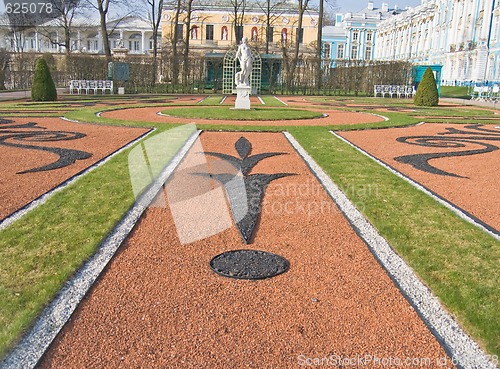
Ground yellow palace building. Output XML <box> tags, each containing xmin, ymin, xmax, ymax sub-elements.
<box><xmin>161</xmin><ymin>0</ymin><xmax>320</xmax><ymax>52</ymax></box>
<box><xmin>160</xmin><ymin>0</ymin><xmax>319</xmax><ymax>92</ymax></box>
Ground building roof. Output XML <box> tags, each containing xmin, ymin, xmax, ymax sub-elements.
<box><xmin>340</xmin><ymin>1</ymin><xmax>405</xmax><ymax>23</ymax></box>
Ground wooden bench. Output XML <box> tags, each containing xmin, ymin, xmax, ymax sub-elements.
<box><xmin>69</xmin><ymin>80</ymin><xmax>113</xmax><ymax>94</ymax></box>
<box><xmin>374</xmin><ymin>85</ymin><xmax>415</xmax><ymax>98</ymax></box>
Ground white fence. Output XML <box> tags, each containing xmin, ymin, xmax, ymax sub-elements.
<box><xmin>374</xmin><ymin>85</ymin><xmax>416</xmax><ymax>98</ymax></box>
<box><xmin>470</xmin><ymin>84</ymin><xmax>500</xmax><ymax>101</ymax></box>
<box><xmin>69</xmin><ymin>80</ymin><xmax>113</xmax><ymax>94</ymax></box>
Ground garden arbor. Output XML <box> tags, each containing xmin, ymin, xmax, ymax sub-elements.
<box><xmin>223</xmin><ymin>46</ymin><xmax>262</xmax><ymax>95</ymax></box>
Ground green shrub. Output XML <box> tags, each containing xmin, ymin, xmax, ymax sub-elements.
<box><xmin>414</xmin><ymin>67</ymin><xmax>439</xmax><ymax>106</ymax></box>
<box><xmin>31</xmin><ymin>58</ymin><xmax>57</xmax><ymax>101</ymax></box>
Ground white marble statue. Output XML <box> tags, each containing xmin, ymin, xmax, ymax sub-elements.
<box><xmin>235</xmin><ymin>37</ymin><xmax>253</xmax><ymax>87</ymax></box>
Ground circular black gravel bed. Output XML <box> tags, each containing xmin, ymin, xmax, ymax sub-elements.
<box><xmin>210</xmin><ymin>250</ymin><xmax>290</xmax><ymax>280</ymax></box>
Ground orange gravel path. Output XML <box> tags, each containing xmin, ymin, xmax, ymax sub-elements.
<box><xmin>38</xmin><ymin>132</ymin><xmax>453</xmax><ymax>369</ymax></box>
<box><xmin>0</xmin><ymin>117</ymin><xmax>149</xmax><ymax>221</ymax></box>
<box><xmin>337</xmin><ymin>123</ymin><xmax>500</xmax><ymax>232</ymax></box>
<box><xmin>101</xmin><ymin>106</ymin><xmax>384</xmax><ymax>126</ymax></box>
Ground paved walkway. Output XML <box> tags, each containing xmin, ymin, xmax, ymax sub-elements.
<box><xmin>0</xmin><ymin>88</ymin><xmax>67</xmax><ymax>101</ymax></box>
<box><xmin>441</xmin><ymin>97</ymin><xmax>500</xmax><ymax>109</ymax></box>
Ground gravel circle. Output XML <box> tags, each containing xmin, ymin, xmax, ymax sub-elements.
<box><xmin>210</xmin><ymin>249</ymin><xmax>290</xmax><ymax>280</ymax></box>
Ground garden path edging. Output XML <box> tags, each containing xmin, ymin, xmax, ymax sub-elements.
<box><xmin>0</xmin><ymin>130</ymin><xmax>201</xmax><ymax>369</ymax></box>
<box><xmin>284</xmin><ymin>131</ymin><xmax>498</xmax><ymax>369</ymax></box>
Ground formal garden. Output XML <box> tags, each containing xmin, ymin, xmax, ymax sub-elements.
<box><xmin>0</xmin><ymin>61</ymin><xmax>498</xmax><ymax>367</ymax></box>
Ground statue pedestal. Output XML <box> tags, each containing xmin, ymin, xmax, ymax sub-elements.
<box><xmin>235</xmin><ymin>85</ymin><xmax>251</xmax><ymax>110</ymax></box>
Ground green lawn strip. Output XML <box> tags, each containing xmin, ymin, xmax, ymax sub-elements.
<box><xmin>0</xmin><ymin>124</ymin><xmax>185</xmax><ymax>358</ymax></box>
<box><xmin>197</xmin><ymin>95</ymin><xmax>224</xmax><ymax>105</ymax></box>
<box><xmin>289</xmin><ymin>126</ymin><xmax>499</xmax><ymax>357</ymax></box>
<box><xmin>409</xmin><ymin>107</ymin><xmax>497</xmax><ymax>117</ymax></box>
<box><xmin>259</xmin><ymin>96</ymin><xmax>288</xmax><ymax>106</ymax></box>
<box><xmin>441</xmin><ymin>86</ymin><xmax>471</xmax><ymax>99</ymax></box>
<box><xmin>64</xmin><ymin>105</ymin><xmax>182</xmax><ymax>127</ymax></box>
<box><xmin>159</xmin><ymin>106</ymin><xmax>324</xmax><ymax>120</ymax></box>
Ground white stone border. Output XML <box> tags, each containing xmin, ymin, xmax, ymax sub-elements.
<box><xmin>283</xmin><ymin>131</ymin><xmax>498</xmax><ymax>369</ymax></box>
<box><xmin>257</xmin><ymin>96</ymin><xmax>265</xmax><ymax>105</ymax></box>
<box><xmin>273</xmin><ymin>95</ymin><xmax>288</xmax><ymax>106</ymax></box>
<box><xmin>369</xmin><ymin>112</ymin><xmax>389</xmax><ymax>121</ymax></box>
<box><xmin>0</xmin><ymin>130</ymin><xmax>201</xmax><ymax>369</ymax></box>
<box><xmin>330</xmin><ymin>130</ymin><xmax>499</xmax><ymax>241</ymax></box>
<box><xmin>0</xmin><ymin>121</ymin><xmax>155</xmax><ymax>231</ymax></box>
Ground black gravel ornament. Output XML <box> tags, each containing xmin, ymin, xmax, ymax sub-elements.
<box><xmin>210</xmin><ymin>250</ymin><xmax>290</xmax><ymax>280</ymax></box>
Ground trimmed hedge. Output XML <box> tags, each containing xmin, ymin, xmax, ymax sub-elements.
<box><xmin>31</xmin><ymin>58</ymin><xmax>57</xmax><ymax>101</ymax></box>
<box><xmin>414</xmin><ymin>67</ymin><xmax>439</xmax><ymax>106</ymax></box>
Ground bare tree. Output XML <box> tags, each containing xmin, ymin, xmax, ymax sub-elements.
<box><xmin>182</xmin><ymin>0</ymin><xmax>194</xmax><ymax>87</ymax></box>
<box><xmin>141</xmin><ymin>0</ymin><xmax>164</xmax><ymax>83</ymax></box>
<box><xmin>0</xmin><ymin>48</ymin><xmax>10</xmax><ymax>90</ymax></box>
<box><xmin>255</xmin><ymin>0</ymin><xmax>287</xmax><ymax>54</ymax></box>
<box><xmin>36</xmin><ymin>0</ymin><xmax>86</xmax><ymax>55</ymax></box>
<box><xmin>315</xmin><ymin>0</ymin><xmax>324</xmax><ymax>91</ymax></box>
<box><xmin>229</xmin><ymin>0</ymin><xmax>247</xmax><ymax>43</ymax></box>
<box><xmin>164</xmin><ymin>0</ymin><xmax>182</xmax><ymax>85</ymax></box>
<box><xmin>83</xmin><ymin>0</ymin><xmax>131</xmax><ymax>61</ymax></box>
<box><xmin>287</xmin><ymin>0</ymin><xmax>310</xmax><ymax>90</ymax></box>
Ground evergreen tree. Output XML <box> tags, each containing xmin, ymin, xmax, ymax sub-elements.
<box><xmin>414</xmin><ymin>67</ymin><xmax>439</xmax><ymax>106</ymax></box>
<box><xmin>31</xmin><ymin>58</ymin><xmax>57</xmax><ymax>101</ymax></box>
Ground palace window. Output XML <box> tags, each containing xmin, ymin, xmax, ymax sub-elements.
<box><xmin>267</xmin><ymin>26</ymin><xmax>274</xmax><ymax>43</ymax></box>
<box><xmin>350</xmin><ymin>45</ymin><xmax>358</xmax><ymax>59</ymax></box>
<box><xmin>337</xmin><ymin>44</ymin><xmax>344</xmax><ymax>59</ymax></box>
<box><xmin>364</xmin><ymin>46</ymin><xmax>372</xmax><ymax>60</ymax></box>
<box><xmin>353</xmin><ymin>30</ymin><xmax>359</xmax><ymax>41</ymax></box>
<box><xmin>206</xmin><ymin>24</ymin><xmax>214</xmax><ymax>41</ymax></box>
<box><xmin>236</xmin><ymin>26</ymin><xmax>243</xmax><ymax>42</ymax></box>
<box><xmin>297</xmin><ymin>28</ymin><xmax>304</xmax><ymax>43</ymax></box>
<box><xmin>366</xmin><ymin>32</ymin><xmax>373</xmax><ymax>41</ymax></box>
<box><xmin>323</xmin><ymin>43</ymin><xmax>331</xmax><ymax>59</ymax></box>
<box><xmin>176</xmin><ymin>23</ymin><xmax>183</xmax><ymax>41</ymax></box>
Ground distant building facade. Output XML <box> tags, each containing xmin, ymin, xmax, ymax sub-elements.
<box><xmin>0</xmin><ymin>15</ymin><xmax>157</xmax><ymax>55</ymax></box>
<box><xmin>322</xmin><ymin>1</ymin><xmax>405</xmax><ymax>64</ymax></box>
<box><xmin>375</xmin><ymin>0</ymin><xmax>500</xmax><ymax>84</ymax></box>
<box><xmin>160</xmin><ymin>0</ymin><xmax>319</xmax><ymax>53</ymax></box>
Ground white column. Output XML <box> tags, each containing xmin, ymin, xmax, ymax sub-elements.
<box><xmin>141</xmin><ymin>31</ymin><xmax>146</xmax><ymax>53</ymax></box>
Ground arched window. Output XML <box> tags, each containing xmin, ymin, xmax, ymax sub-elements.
<box><xmin>281</xmin><ymin>28</ymin><xmax>287</xmax><ymax>42</ymax></box>
<box><xmin>191</xmin><ymin>26</ymin><xmax>198</xmax><ymax>40</ymax></box>
<box><xmin>251</xmin><ymin>27</ymin><xmax>258</xmax><ymax>42</ymax></box>
<box><xmin>221</xmin><ymin>26</ymin><xmax>228</xmax><ymax>41</ymax></box>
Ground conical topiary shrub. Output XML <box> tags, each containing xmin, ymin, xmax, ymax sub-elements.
<box><xmin>414</xmin><ymin>67</ymin><xmax>439</xmax><ymax>106</ymax></box>
<box><xmin>31</xmin><ymin>58</ymin><xmax>57</xmax><ymax>101</ymax></box>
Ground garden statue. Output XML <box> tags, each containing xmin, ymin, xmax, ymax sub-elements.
<box><xmin>235</xmin><ymin>37</ymin><xmax>253</xmax><ymax>87</ymax></box>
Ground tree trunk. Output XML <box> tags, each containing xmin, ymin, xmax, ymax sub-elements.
<box><xmin>183</xmin><ymin>0</ymin><xmax>193</xmax><ymax>89</ymax></box>
<box><xmin>97</xmin><ymin>0</ymin><xmax>111</xmax><ymax>61</ymax></box>
<box><xmin>316</xmin><ymin>0</ymin><xmax>323</xmax><ymax>91</ymax></box>
<box><xmin>172</xmin><ymin>0</ymin><xmax>181</xmax><ymax>86</ymax></box>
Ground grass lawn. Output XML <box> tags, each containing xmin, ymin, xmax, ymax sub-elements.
<box><xmin>0</xmin><ymin>94</ymin><xmax>498</xmax><ymax>360</ymax></box>
<box><xmin>440</xmin><ymin>86</ymin><xmax>471</xmax><ymax>99</ymax></box>
<box><xmin>160</xmin><ymin>106</ymin><xmax>324</xmax><ymax>120</ymax></box>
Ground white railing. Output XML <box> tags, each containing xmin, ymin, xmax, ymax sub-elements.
<box><xmin>69</xmin><ymin>80</ymin><xmax>114</xmax><ymax>94</ymax></box>
<box><xmin>374</xmin><ymin>85</ymin><xmax>416</xmax><ymax>98</ymax></box>
<box><xmin>470</xmin><ymin>84</ymin><xmax>499</xmax><ymax>101</ymax></box>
